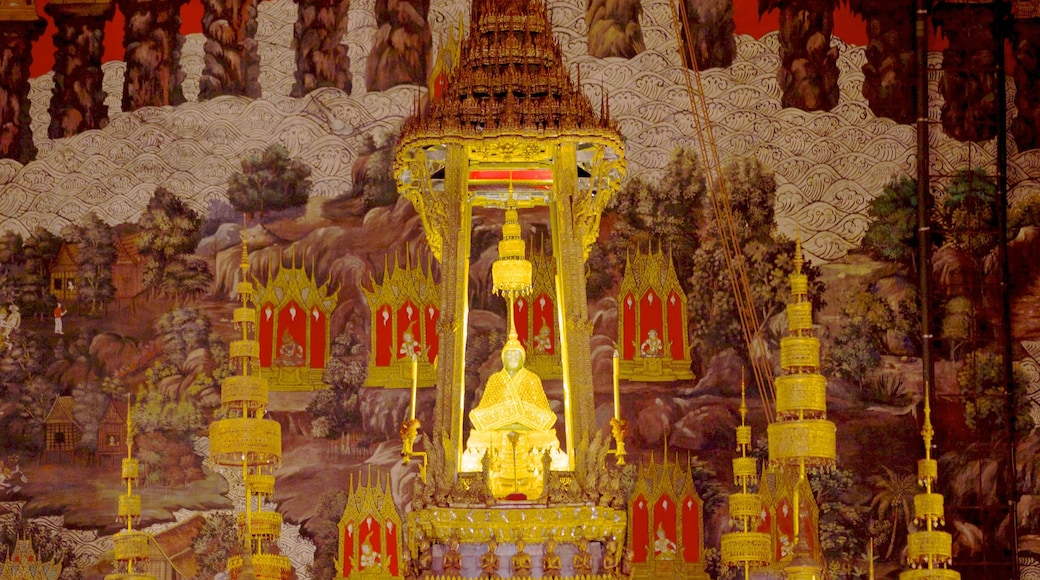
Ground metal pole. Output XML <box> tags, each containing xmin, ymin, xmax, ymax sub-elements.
<box><xmin>994</xmin><ymin>1</ymin><xmax>1020</xmax><ymax>575</ymax></box>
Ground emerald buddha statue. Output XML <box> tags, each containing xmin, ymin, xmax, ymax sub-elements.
<box><xmin>462</xmin><ymin>334</ymin><xmax>567</xmax><ymax>499</ymax></box>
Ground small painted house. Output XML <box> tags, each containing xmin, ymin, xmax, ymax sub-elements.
<box><xmin>43</xmin><ymin>396</ymin><xmax>82</xmax><ymax>462</ymax></box>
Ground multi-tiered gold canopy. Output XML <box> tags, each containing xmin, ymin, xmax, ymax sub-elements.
<box><xmin>766</xmin><ymin>240</ymin><xmax>835</xmax><ymax>579</ymax></box>
<box><xmin>395</xmin><ymin>0</ymin><xmax>626</xmax><ymax>471</ymax></box>
<box><xmin>106</xmin><ymin>400</ymin><xmax>154</xmax><ymax>580</ymax></box>
<box><xmin>208</xmin><ymin>240</ymin><xmax>291</xmax><ymax>580</ymax></box>
<box><xmin>900</xmin><ymin>384</ymin><xmax>960</xmax><ymax>580</ymax></box>
<box><xmin>720</xmin><ymin>378</ymin><xmax>771</xmax><ymax>575</ymax></box>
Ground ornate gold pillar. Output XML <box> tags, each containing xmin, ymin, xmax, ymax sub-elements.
<box><xmin>550</xmin><ymin>142</ymin><xmax>596</xmax><ymax>452</ymax></box>
<box><xmin>431</xmin><ymin>144</ymin><xmax>472</xmax><ymax>460</ymax></box>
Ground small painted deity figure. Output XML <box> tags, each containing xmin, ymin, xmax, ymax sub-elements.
<box><xmin>532</xmin><ymin>324</ymin><xmax>552</xmax><ymax>353</ymax></box>
<box><xmin>640</xmin><ymin>328</ymin><xmax>663</xmax><ymax>357</ymax></box>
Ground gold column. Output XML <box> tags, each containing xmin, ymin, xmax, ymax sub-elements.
<box><xmin>430</xmin><ymin>144</ymin><xmax>472</xmax><ymax>464</ymax></box>
<box><xmin>550</xmin><ymin>141</ymin><xmax>595</xmax><ymax>455</ymax></box>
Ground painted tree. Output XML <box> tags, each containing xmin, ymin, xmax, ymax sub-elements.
<box><xmin>308</xmin><ymin>489</ymin><xmax>349</xmax><ymax>580</ymax></box>
<box><xmin>310</xmin><ymin>333</ymin><xmax>366</xmax><ymax>439</ymax></box>
<box><xmin>137</xmin><ymin>187</ymin><xmax>211</xmax><ymax>302</ymax></box>
<box><xmin>0</xmin><ymin>231</ymin><xmax>23</xmax><ymax>273</ymax></box>
<box><xmin>869</xmin><ymin>465</ymin><xmax>919</xmax><ymax>560</ymax></box>
<box><xmin>861</xmin><ymin>175</ymin><xmax>921</xmax><ymax>275</ymax></box>
<box><xmin>936</xmin><ymin>168</ymin><xmax>998</xmax><ymax>268</ymax></box>
<box><xmin>227</xmin><ymin>144</ymin><xmax>313</xmax><ymax>218</ymax></box>
<box><xmin>685</xmin><ymin>156</ymin><xmax>824</xmax><ymax>367</ymax></box>
<box><xmin>17</xmin><ymin>228</ymin><xmax>61</xmax><ymax>321</ymax></box>
<box><xmin>64</xmin><ymin>212</ymin><xmax>116</xmax><ymax>315</ymax></box>
<box><xmin>193</xmin><ymin>512</ymin><xmax>242</xmax><ymax>578</ymax></box>
<box><xmin>608</xmin><ymin>147</ymin><xmax>708</xmax><ymax>285</ymax></box>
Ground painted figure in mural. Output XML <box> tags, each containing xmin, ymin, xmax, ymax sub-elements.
<box><xmin>0</xmin><ymin>304</ymin><xmax>20</xmax><ymax>346</ymax></box>
<box><xmin>359</xmin><ymin>534</ymin><xmax>381</xmax><ymax>569</ymax></box>
<box><xmin>442</xmin><ymin>533</ymin><xmax>462</xmax><ymax>576</ymax></box>
<box><xmin>542</xmin><ymin>537</ymin><xmax>562</xmax><ymax>577</ymax></box>
<box><xmin>532</xmin><ymin>324</ymin><xmax>552</xmax><ymax>354</ymax></box>
<box><xmin>469</xmin><ymin>339</ymin><xmax>556</xmax><ymax>432</ymax></box>
<box><xmin>572</xmin><ymin>538</ymin><xmax>593</xmax><ymax>575</ymax></box>
<box><xmin>399</xmin><ymin>327</ymin><xmax>422</xmax><ymax>358</ymax></box>
<box><xmin>277</xmin><ymin>330</ymin><xmax>304</xmax><ymax>366</ymax></box>
<box><xmin>53</xmin><ymin>302</ymin><xmax>67</xmax><ymax>335</ymax></box>
<box><xmin>479</xmin><ymin>536</ymin><xmax>500</xmax><ymax>579</ymax></box>
<box><xmin>653</xmin><ymin>524</ymin><xmax>676</xmax><ymax>557</ymax></box>
<box><xmin>640</xmin><ymin>328</ymin><xmax>663</xmax><ymax>357</ymax></box>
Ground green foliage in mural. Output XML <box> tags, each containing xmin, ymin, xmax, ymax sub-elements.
<box><xmin>138</xmin><ymin>188</ymin><xmax>211</xmax><ymax>301</ymax></box>
<box><xmin>936</xmin><ymin>168</ymin><xmax>998</xmax><ymax>265</ymax></box>
<box><xmin>608</xmin><ymin>147</ymin><xmax>707</xmax><ymax>286</ymax></box>
<box><xmin>957</xmin><ymin>350</ymin><xmax>1033</xmax><ymax>433</ymax></box>
<box><xmin>353</xmin><ymin>131</ymin><xmax>400</xmax><ymax>210</ymax></box>
<box><xmin>63</xmin><ymin>212</ymin><xmax>117</xmax><ymax>315</ymax></box>
<box><xmin>17</xmin><ymin>228</ymin><xmax>61</xmax><ymax>321</ymax></box>
<box><xmin>227</xmin><ymin>143</ymin><xmax>314</xmax><ymax>217</ymax></box>
<box><xmin>310</xmin><ymin>333</ymin><xmax>367</xmax><ymax>439</ymax></box>
<box><xmin>810</xmin><ymin>467</ymin><xmax>875</xmax><ymax>577</ymax></box>
<box><xmin>194</xmin><ymin>512</ymin><xmax>243</xmax><ymax>579</ymax></box>
<box><xmin>0</xmin><ymin>512</ymin><xmax>80</xmax><ymax>579</ymax></box>
<box><xmin>861</xmin><ymin>175</ymin><xmax>920</xmax><ymax>274</ymax></box>
<box><xmin>307</xmin><ymin>489</ymin><xmax>349</xmax><ymax>580</ymax></box>
<box><xmin>869</xmin><ymin>465</ymin><xmax>919</xmax><ymax>561</ymax></box>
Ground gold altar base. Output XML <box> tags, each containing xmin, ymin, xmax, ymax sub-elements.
<box><xmin>630</xmin><ymin>559</ymin><xmax>709</xmax><ymax>580</ymax></box>
<box><xmin>618</xmin><ymin>357</ymin><xmax>693</xmax><ymax>383</ymax></box>
<box><xmin>364</xmin><ymin>358</ymin><xmax>436</xmax><ymax>390</ymax></box>
<box><xmin>461</xmin><ymin>429</ymin><xmax>569</xmax><ymax>499</ymax></box>
<box><xmin>260</xmin><ymin>366</ymin><xmax>328</xmax><ymax>391</ymax></box>
<box><xmin>409</xmin><ymin>504</ymin><xmax>626</xmax><ymax>546</ymax></box>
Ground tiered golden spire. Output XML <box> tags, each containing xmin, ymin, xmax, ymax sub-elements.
<box><xmin>208</xmin><ymin>235</ymin><xmax>290</xmax><ymax>580</ymax></box>
<box><xmin>491</xmin><ymin>187</ymin><xmax>533</xmax><ymax>322</ymax></box>
<box><xmin>106</xmin><ymin>397</ymin><xmax>155</xmax><ymax>580</ymax></box>
<box><xmin>720</xmin><ymin>375</ymin><xmax>771</xmax><ymax>577</ymax></box>
<box><xmin>900</xmin><ymin>383</ymin><xmax>960</xmax><ymax>580</ymax></box>
<box><xmin>399</xmin><ymin>0</ymin><xmax>617</xmax><ymax>140</ymax></box>
<box><xmin>767</xmin><ymin>238</ymin><xmax>835</xmax><ymax>578</ymax></box>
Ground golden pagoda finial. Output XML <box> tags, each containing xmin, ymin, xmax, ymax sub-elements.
<box><xmin>900</xmin><ymin>381</ymin><xmax>958</xmax><ymax>579</ymax></box>
<box><xmin>793</xmin><ymin>232</ymin><xmax>804</xmax><ymax>275</ymax></box>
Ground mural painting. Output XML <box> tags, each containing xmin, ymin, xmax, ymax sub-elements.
<box><xmin>0</xmin><ymin>0</ymin><xmax>1038</xmax><ymax>578</ymax></box>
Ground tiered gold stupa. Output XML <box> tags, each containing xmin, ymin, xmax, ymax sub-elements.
<box><xmin>208</xmin><ymin>240</ymin><xmax>291</xmax><ymax>580</ymax></box>
<box><xmin>395</xmin><ymin>0</ymin><xmax>626</xmax><ymax>473</ymax></box>
<box><xmin>766</xmin><ymin>239</ymin><xmax>836</xmax><ymax>578</ymax></box>
<box><xmin>900</xmin><ymin>384</ymin><xmax>960</xmax><ymax>580</ymax></box>
<box><xmin>720</xmin><ymin>378</ymin><xmax>771</xmax><ymax>576</ymax></box>
<box><xmin>106</xmin><ymin>400</ymin><xmax>154</xmax><ymax>580</ymax></box>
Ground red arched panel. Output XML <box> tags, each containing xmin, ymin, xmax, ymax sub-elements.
<box><xmin>425</xmin><ymin>304</ymin><xmax>440</xmax><ymax>364</ymax></box>
<box><xmin>375</xmin><ymin>305</ymin><xmax>393</xmax><ymax>366</ymax></box>
<box><xmin>397</xmin><ymin>300</ymin><xmax>420</xmax><ymax>359</ymax></box>
<box><xmin>532</xmin><ymin>293</ymin><xmax>555</xmax><ymax>355</ymax></box>
<box><xmin>623</xmin><ymin>294</ymin><xmax>636</xmax><ymax>360</ymax></box>
<box><xmin>259</xmin><ymin>302</ymin><xmax>275</xmax><ymax>368</ymax></box>
<box><xmin>341</xmin><ymin>520</ymin><xmax>354</xmax><ymax>577</ymax></box>
<box><xmin>277</xmin><ymin>301</ymin><xmax>307</xmax><ymax>367</ymax></box>
<box><xmin>310</xmin><ymin>306</ymin><xmax>326</xmax><ymax>368</ymax></box>
<box><xmin>358</xmin><ymin>516</ymin><xmax>382</xmax><ymax>571</ymax></box>
<box><xmin>632</xmin><ymin>494</ymin><xmax>649</xmax><ymax>563</ymax></box>
<box><xmin>640</xmin><ymin>289</ymin><xmax>663</xmax><ymax>357</ymax></box>
<box><xmin>653</xmin><ymin>494</ymin><xmax>678</xmax><ymax>557</ymax></box>
<box><xmin>386</xmin><ymin>520</ymin><xmax>400</xmax><ymax>576</ymax></box>
<box><xmin>681</xmin><ymin>495</ymin><xmax>700</xmax><ymax>563</ymax></box>
<box><xmin>667</xmin><ymin>291</ymin><xmax>685</xmax><ymax>360</ymax></box>
<box><xmin>514</xmin><ymin>296</ymin><xmax>530</xmax><ymax>346</ymax></box>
